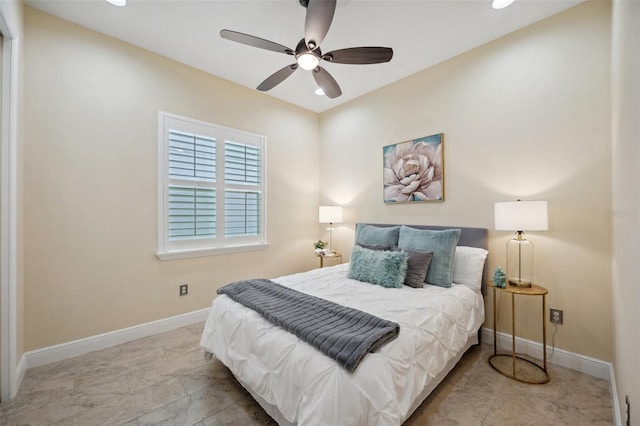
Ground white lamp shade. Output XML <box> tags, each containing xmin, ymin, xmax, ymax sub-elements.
<box><xmin>494</xmin><ymin>201</ymin><xmax>548</xmax><ymax>231</ymax></box>
<box><xmin>319</xmin><ymin>206</ymin><xmax>343</xmax><ymax>224</ymax></box>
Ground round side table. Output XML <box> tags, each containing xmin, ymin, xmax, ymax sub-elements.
<box><xmin>315</xmin><ymin>252</ymin><xmax>342</xmax><ymax>268</ymax></box>
<box><xmin>488</xmin><ymin>284</ymin><xmax>550</xmax><ymax>384</ymax></box>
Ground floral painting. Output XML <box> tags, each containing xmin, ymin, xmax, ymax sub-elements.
<box><xmin>383</xmin><ymin>133</ymin><xmax>444</xmax><ymax>203</ymax></box>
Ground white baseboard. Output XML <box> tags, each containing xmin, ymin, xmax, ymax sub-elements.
<box><xmin>481</xmin><ymin>327</ymin><xmax>611</xmax><ymax>380</ymax></box>
<box><xmin>21</xmin><ymin>308</ymin><xmax>210</xmax><ymax>373</ymax></box>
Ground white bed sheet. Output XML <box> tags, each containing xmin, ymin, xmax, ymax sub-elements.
<box><xmin>200</xmin><ymin>264</ymin><xmax>484</xmax><ymax>426</ymax></box>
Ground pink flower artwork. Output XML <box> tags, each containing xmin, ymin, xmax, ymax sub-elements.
<box><xmin>383</xmin><ymin>134</ymin><xmax>443</xmax><ymax>202</ymax></box>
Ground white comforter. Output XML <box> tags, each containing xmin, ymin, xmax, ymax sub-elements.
<box><xmin>200</xmin><ymin>264</ymin><xmax>484</xmax><ymax>426</ymax></box>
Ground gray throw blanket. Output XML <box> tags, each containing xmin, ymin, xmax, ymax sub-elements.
<box><xmin>217</xmin><ymin>278</ymin><xmax>400</xmax><ymax>373</ymax></box>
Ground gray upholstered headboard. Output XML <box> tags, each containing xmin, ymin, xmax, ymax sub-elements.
<box><xmin>358</xmin><ymin>223</ymin><xmax>489</xmax><ymax>295</ymax></box>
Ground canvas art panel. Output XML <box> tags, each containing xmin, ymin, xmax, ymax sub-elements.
<box><xmin>383</xmin><ymin>133</ymin><xmax>444</xmax><ymax>203</ymax></box>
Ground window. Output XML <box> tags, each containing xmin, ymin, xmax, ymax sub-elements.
<box><xmin>157</xmin><ymin>112</ymin><xmax>267</xmax><ymax>260</ymax></box>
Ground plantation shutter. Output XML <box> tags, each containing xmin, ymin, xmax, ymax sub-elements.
<box><xmin>168</xmin><ymin>130</ymin><xmax>216</xmax><ymax>240</ymax></box>
<box><xmin>159</xmin><ymin>112</ymin><xmax>266</xmax><ymax>258</ymax></box>
<box><xmin>168</xmin><ymin>186</ymin><xmax>216</xmax><ymax>239</ymax></box>
<box><xmin>224</xmin><ymin>141</ymin><xmax>262</xmax><ymax>237</ymax></box>
<box><xmin>168</xmin><ymin>130</ymin><xmax>216</xmax><ymax>181</ymax></box>
<box><xmin>224</xmin><ymin>141</ymin><xmax>260</xmax><ymax>185</ymax></box>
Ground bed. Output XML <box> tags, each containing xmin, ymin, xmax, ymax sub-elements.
<box><xmin>200</xmin><ymin>224</ymin><xmax>488</xmax><ymax>425</ymax></box>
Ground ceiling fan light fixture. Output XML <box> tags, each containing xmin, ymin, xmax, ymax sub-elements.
<box><xmin>492</xmin><ymin>0</ymin><xmax>515</xmax><ymax>9</ymax></box>
<box><xmin>105</xmin><ymin>0</ymin><xmax>127</xmax><ymax>6</ymax></box>
<box><xmin>297</xmin><ymin>53</ymin><xmax>320</xmax><ymax>71</ymax></box>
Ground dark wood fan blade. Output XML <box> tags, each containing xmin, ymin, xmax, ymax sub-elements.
<box><xmin>257</xmin><ymin>64</ymin><xmax>298</xmax><ymax>91</ymax></box>
<box><xmin>312</xmin><ymin>66</ymin><xmax>341</xmax><ymax>98</ymax></box>
<box><xmin>323</xmin><ymin>47</ymin><xmax>393</xmax><ymax>64</ymax></box>
<box><xmin>220</xmin><ymin>30</ymin><xmax>293</xmax><ymax>55</ymax></box>
<box><xmin>305</xmin><ymin>0</ymin><xmax>336</xmax><ymax>50</ymax></box>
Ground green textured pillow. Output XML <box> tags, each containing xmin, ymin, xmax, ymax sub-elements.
<box><xmin>348</xmin><ymin>245</ymin><xmax>408</xmax><ymax>288</ymax></box>
<box><xmin>398</xmin><ymin>226</ymin><xmax>461</xmax><ymax>288</ymax></box>
<box><xmin>355</xmin><ymin>224</ymin><xmax>400</xmax><ymax>246</ymax></box>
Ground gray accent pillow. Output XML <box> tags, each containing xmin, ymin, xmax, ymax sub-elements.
<box><xmin>357</xmin><ymin>243</ymin><xmax>392</xmax><ymax>251</ymax></box>
<box><xmin>397</xmin><ymin>226</ymin><xmax>461</xmax><ymax>288</ymax></box>
<box><xmin>391</xmin><ymin>247</ymin><xmax>433</xmax><ymax>288</ymax></box>
<box><xmin>355</xmin><ymin>224</ymin><xmax>400</xmax><ymax>247</ymax></box>
<box><xmin>348</xmin><ymin>245</ymin><xmax>408</xmax><ymax>289</ymax></box>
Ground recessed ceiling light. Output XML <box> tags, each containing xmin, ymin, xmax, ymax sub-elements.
<box><xmin>315</xmin><ymin>88</ymin><xmax>325</xmax><ymax>96</ymax></box>
<box><xmin>492</xmin><ymin>0</ymin><xmax>514</xmax><ymax>9</ymax></box>
<box><xmin>105</xmin><ymin>0</ymin><xmax>127</xmax><ymax>6</ymax></box>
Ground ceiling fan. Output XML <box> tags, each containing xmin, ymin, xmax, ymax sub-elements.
<box><xmin>220</xmin><ymin>0</ymin><xmax>393</xmax><ymax>99</ymax></box>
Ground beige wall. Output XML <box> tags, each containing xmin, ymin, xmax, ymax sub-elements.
<box><xmin>320</xmin><ymin>2</ymin><xmax>612</xmax><ymax>361</ymax></box>
<box><xmin>23</xmin><ymin>7</ymin><xmax>320</xmax><ymax>351</ymax></box>
<box><xmin>22</xmin><ymin>1</ymin><xmax>618</xmax><ymax>366</ymax></box>
<box><xmin>611</xmin><ymin>0</ymin><xmax>639</xmax><ymax>422</ymax></box>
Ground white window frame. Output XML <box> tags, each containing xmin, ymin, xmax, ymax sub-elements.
<box><xmin>156</xmin><ymin>112</ymin><xmax>267</xmax><ymax>260</ymax></box>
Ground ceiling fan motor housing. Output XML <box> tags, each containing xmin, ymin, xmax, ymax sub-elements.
<box><xmin>295</xmin><ymin>39</ymin><xmax>321</xmax><ymax>59</ymax></box>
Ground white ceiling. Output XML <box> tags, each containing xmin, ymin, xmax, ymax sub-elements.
<box><xmin>25</xmin><ymin>0</ymin><xmax>582</xmax><ymax>113</ymax></box>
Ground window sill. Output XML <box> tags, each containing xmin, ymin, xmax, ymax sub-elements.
<box><xmin>156</xmin><ymin>244</ymin><xmax>268</xmax><ymax>261</ymax></box>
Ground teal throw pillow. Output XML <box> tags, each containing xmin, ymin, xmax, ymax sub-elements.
<box><xmin>355</xmin><ymin>224</ymin><xmax>400</xmax><ymax>246</ymax></box>
<box><xmin>397</xmin><ymin>226</ymin><xmax>461</xmax><ymax>288</ymax></box>
<box><xmin>348</xmin><ymin>245</ymin><xmax>408</xmax><ymax>289</ymax></box>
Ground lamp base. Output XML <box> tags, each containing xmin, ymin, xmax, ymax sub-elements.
<box><xmin>506</xmin><ymin>235</ymin><xmax>534</xmax><ymax>289</ymax></box>
<box><xmin>508</xmin><ymin>279</ymin><xmax>532</xmax><ymax>288</ymax></box>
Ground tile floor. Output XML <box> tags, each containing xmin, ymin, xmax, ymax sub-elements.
<box><xmin>0</xmin><ymin>322</ymin><xmax>614</xmax><ymax>425</ymax></box>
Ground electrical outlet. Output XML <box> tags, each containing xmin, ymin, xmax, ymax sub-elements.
<box><xmin>550</xmin><ymin>308</ymin><xmax>563</xmax><ymax>324</ymax></box>
<box><xmin>625</xmin><ymin>395</ymin><xmax>630</xmax><ymax>426</ymax></box>
<box><xmin>179</xmin><ymin>284</ymin><xmax>188</xmax><ymax>296</ymax></box>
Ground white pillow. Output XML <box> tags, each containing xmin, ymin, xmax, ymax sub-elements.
<box><xmin>452</xmin><ymin>246</ymin><xmax>489</xmax><ymax>292</ymax></box>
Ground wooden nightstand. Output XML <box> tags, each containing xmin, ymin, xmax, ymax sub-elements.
<box><xmin>488</xmin><ymin>283</ymin><xmax>550</xmax><ymax>384</ymax></box>
<box><xmin>315</xmin><ymin>252</ymin><xmax>342</xmax><ymax>268</ymax></box>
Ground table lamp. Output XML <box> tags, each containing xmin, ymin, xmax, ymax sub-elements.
<box><xmin>494</xmin><ymin>200</ymin><xmax>548</xmax><ymax>287</ymax></box>
<box><xmin>319</xmin><ymin>205</ymin><xmax>343</xmax><ymax>254</ymax></box>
